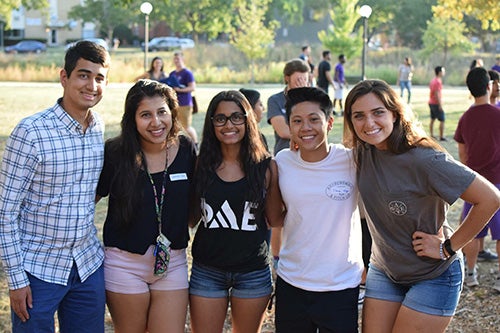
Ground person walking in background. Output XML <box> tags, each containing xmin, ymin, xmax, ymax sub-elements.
<box><xmin>271</xmin><ymin>87</ymin><xmax>363</xmax><ymax>332</ymax></box>
<box><xmin>135</xmin><ymin>56</ymin><xmax>167</xmax><ymax>82</ymax></box>
<box><xmin>299</xmin><ymin>45</ymin><xmax>315</xmax><ymax>86</ymax></box>
<box><xmin>96</xmin><ymin>80</ymin><xmax>196</xmax><ymax>332</ymax></box>
<box><xmin>188</xmin><ymin>90</ymin><xmax>281</xmax><ymax>333</ymax></box>
<box><xmin>239</xmin><ymin>87</ymin><xmax>268</xmax><ymax>150</ymax></box>
<box><xmin>429</xmin><ymin>66</ymin><xmax>447</xmax><ymax>141</ymax></box>
<box><xmin>267</xmin><ymin>59</ymin><xmax>310</xmax><ymax>272</ymax></box>
<box><xmin>0</xmin><ymin>41</ymin><xmax>110</xmax><ymax>331</ymax></box>
<box><xmin>454</xmin><ymin>67</ymin><xmax>500</xmax><ymax>291</ymax></box>
<box><xmin>317</xmin><ymin>50</ymin><xmax>335</xmax><ymax>96</ymax></box>
<box><xmin>333</xmin><ymin>54</ymin><xmax>348</xmax><ymax>115</ymax></box>
<box><xmin>343</xmin><ymin>79</ymin><xmax>500</xmax><ymax>333</ymax></box>
<box><xmin>168</xmin><ymin>52</ymin><xmax>198</xmax><ymax>144</ymax></box>
<box><xmin>397</xmin><ymin>57</ymin><xmax>413</xmax><ymax>103</ymax></box>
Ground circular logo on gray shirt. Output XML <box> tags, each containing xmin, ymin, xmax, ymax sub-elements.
<box><xmin>388</xmin><ymin>200</ymin><xmax>407</xmax><ymax>215</ymax></box>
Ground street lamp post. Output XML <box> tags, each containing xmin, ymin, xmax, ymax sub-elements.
<box><xmin>140</xmin><ymin>2</ymin><xmax>153</xmax><ymax>71</ymax></box>
<box><xmin>359</xmin><ymin>5</ymin><xmax>372</xmax><ymax>81</ymax></box>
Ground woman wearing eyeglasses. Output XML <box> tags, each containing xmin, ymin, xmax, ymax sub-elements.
<box><xmin>96</xmin><ymin>80</ymin><xmax>197</xmax><ymax>332</ymax></box>
<box><xmin>188</xmin><ymin>90</ymin><xmax>282</xmax><ymax>333</ymax></box>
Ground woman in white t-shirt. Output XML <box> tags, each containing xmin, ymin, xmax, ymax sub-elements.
<box><xmin>271</xmin><ymin>87</ymin><xmax>364</xmax><ymax>332</ymax></box>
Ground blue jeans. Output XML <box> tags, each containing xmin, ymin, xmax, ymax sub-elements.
<box><xmin>399</xmin><ymin>80</ymin><xmax>412</xmax><ymax>102</ymax></box>
<box><xmin>12</xmin><ymin>263</ymin><xmax>105</xmax><ymax>333</ymax></box>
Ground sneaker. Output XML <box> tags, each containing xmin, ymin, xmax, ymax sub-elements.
<box><xmin>477</xmin><ymin>249</ymin><xmax>498</xmax><ymax>262</ymax></box>
<box><xmin>494</xmin><ymin>275</ymin><xmax>500</xmax><ymax>293</ymax></box>
<box><xmin>439</xmin><ymin>137</ymin><xmax>448</xmax><ymax>142</ymax></box>
<box><xmin>465</xmin><ymin>271</ymin><xmax>479</xmax><ymax>287</ymax></box>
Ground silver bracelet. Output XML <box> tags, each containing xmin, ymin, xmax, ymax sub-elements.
<box><xmin>439</xmin><ymin>242</ymin><xmax>448</xmax><ymax>260</ymax></box>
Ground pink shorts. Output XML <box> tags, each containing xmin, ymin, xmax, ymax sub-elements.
<box><xmin>104</xmin><ymin>245</ymin><xmax>188</xmax><ymax>294</ymax></box>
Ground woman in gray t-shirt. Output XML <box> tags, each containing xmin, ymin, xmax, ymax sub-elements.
<box><xmin>343</xmin><ymin>79</ymin><xmax>500</xmax><ymax>333</ymax></box>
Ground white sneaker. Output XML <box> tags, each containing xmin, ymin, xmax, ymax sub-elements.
<box><xmin>465</xmin><ymin>271</ymin><xmax>479</xmax><ymax>287</ymax></box>
<box><xmin>358</xmin><ymin>285</ymin><xmax>365</xmax><ymax>310</ymax></box>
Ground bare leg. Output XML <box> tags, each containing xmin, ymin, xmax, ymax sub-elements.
<box><xmin>106</xmin><ymin>291</ymin><xmax>149</xmax><ymax>333</ymax></box>
<box><xmin>393</xmin><ymin>305</ymin><xmax>452</xmax><ymax>333</ymax></box>
<box><xmin>148</xmin><ymin>289</ymin><xmax>188</xmax><ymax>333</ymax></box>
<box><xmin>189</xmin><ymin>295</ymin><xmax>228</xmax><ymax>333</ymax></box>
<box><xmin>429</xmin><ymin>119</ymin><xmax>435</xmax><ymax>137</ymax></box>
<box><xmin>439</xmin><ymin>120</ymin><xmax>445</xmax><ymax>139</ymax></box>
<box><xmin>231</xmin><ymin>295</ymin><xmax>270</xmax><ymax>333</ymax></box>
<box><xmin>362</xmin><ymin>298</ymin><xmax>401</xmax><ymax>333</ymax></box>
<box><xmin>463</xmin><ymin>238</ymin><xmax>480</xmax><ymax>273</ymax></box>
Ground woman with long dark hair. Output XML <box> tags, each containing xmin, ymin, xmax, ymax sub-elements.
<box><xmin>97</xmin><ymin>79</ymin><xmax>196</xmax><ymax>332</ymax></box>
<box><xmin>189</xmin><ymin>90</ymin><xmax>281</xmax><ymax>333</ymax></box>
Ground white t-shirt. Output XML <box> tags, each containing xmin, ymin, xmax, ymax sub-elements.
<box><xmin>275</xmin><ymin>144</ymin><xmax>364</xmax><ymax>292</ymax></box>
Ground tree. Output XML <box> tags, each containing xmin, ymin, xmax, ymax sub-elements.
<box><xmin>0</xmin><ymin>0</ymin><xmax>48</xmax><ymax>28</ymax></box>
<box><xmin>68</xmin><ymin>0</ymin><xmax>141</xmax><ymax>40</ymax></box>
<box><xmin>433</xmin><ymin>0</ymin><xmax>499</xmax><ymax>31</ymax></box>
<box><xmin>317</xmin><ymin>0</ymin><xmax>361</xmax><ymax>60</ymax></box>
<box><xmin>230</xmin><ymin>0</ymin><xmax>278</xmax><ymax>84</ymax></box>
<box><xmin>421</xmin><ymin>16</ymin><xmax>476</xmax><ymax>65</ymax></box>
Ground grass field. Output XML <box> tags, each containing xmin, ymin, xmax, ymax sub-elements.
<box><xmin>0</xmin><ymin>81</ymin><xmax>497</xmax><ymax>332</ymax></box>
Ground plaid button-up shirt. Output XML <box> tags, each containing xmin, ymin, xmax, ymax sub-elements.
<box><xmin>0</xmin><ymin>100</ymin><xmax>105</xmax><ymax>289</ymax></box>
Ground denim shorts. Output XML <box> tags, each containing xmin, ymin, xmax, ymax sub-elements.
<box><xmin>189</xmin><ymin>262</ymin><xmax>272</xmax><ymax>299</ymax></box>
<box><xmin>365</xmin><ymin>258</ymin><xmax>463</xmax><ymax>316</ymax></box>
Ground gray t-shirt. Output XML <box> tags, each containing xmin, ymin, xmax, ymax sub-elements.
<box><xmin>266</xmin><ymin>90</ymin><xmax>289</xmax><ymax>155</ymax></box>
<box><xmin>358</xmin><ymin>146</ymin><xmax>475</xmax><ymax>284</ymax></box>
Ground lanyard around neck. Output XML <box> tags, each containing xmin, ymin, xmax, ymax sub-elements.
<box><xmin>141</xmin><ymin>148</ymin><xmax>169</xmax><ymax>234</ymax></box>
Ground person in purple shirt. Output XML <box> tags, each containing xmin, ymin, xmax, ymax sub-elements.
<box><xmin>168</xmin><ymin>52</ymin><xmax>198</xmax><ymax>144</ymax></box>
<box><xmin>333</xmin><ymin>54</ymin><xmax>348</xmax><ymax>115</ymax></box>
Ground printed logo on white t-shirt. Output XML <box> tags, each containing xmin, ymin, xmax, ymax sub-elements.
<box><xmin>325</xmin><ymin>181</ymin><xmax>354</xmax><ymax>200</ymax></box>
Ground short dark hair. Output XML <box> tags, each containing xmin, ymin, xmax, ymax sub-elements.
<box><xmin>489</xmin><ymin>69</ymin><xmax>499</xmax><ymax>82</ymax></box>
<box><xmin>322</xmin><ymin>50</ymin><xmax>330</xmax><ymax>58</ymax></box>
<box><xmin>285</xmin><ymin>87</ymin><xmax>333</xmax><ymax>122</ymax></box>
<box><xmin>466</xmin><ymin>67</ymin><xmax>490</xmax><ymax>98</ymax></box>
<box><xmin>434</xmin><ymin>66</ymin><xmax>444</xmax><ymax>76</ymax></box>
<box><xmin>64</xmin><ymin>40</ymin><xmax>110</xmax><ymax>77</ymax></box>
<box><xmin>283</xmin><ymin>59</ymin><xmax>310</xmax><ymax>77</ymax></box>
<box><xmin>302</xmin><ymin>45</ymin><xmax>309</xmax><ymax>52</ymax></box>
<box><xmin>339</xmin><ymin>54</ymin><xmax>345</xmax><ymax>61</ymax></box>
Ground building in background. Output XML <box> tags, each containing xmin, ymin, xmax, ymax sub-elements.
<box><xmin>4</xmin><ymin>0</ymin><xmax>98</xmax><ymax>46</ymax></box>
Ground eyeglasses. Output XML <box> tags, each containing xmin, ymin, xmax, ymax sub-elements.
<box><xmin>211</xmin><ymin>112</ymin><xmax>247</xmax><ymax>127</ymax></box>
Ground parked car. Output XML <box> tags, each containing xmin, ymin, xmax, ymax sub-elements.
<box><xmin>178</xmin><ymin>38</ymin><xmax>195</xmax><ymax>49</ymax></box>
<box><xmin>5</xmin><ymin>40</ymin><xmax>47</xmax><ymax>54</ymax></box>
<box><xmin>65</xmin><ymin>38</ymin><xmax>109</xmax><ymax>51</ymax></box>
<box><xmin>141</xmin><ymin>37</ymin><xmax>180</xmax><ymax>51</ymax></box>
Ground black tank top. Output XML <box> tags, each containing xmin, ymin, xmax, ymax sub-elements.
<box><xmin>191</xmin><ymin>174</ymin><xmax>269</xmax><ymax>272</ymax></box>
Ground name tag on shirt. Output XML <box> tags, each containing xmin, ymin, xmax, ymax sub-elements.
<box><xmin>170</xmin><ymin>173</ymin><xmax>188</xmax><ymax>181</ymax></box>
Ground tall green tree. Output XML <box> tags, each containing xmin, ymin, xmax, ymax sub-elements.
<box><xmin>317</xmin><ymin>0</ymin><xmax>361</xmax><ymax>59</ymax></box>
<box><xmin>421</xmin><ymin>16</ymin><xmax>475</xmax><ymax>65</ymax></box>
<box><xmin>231</xmin><ymin>0</ymin><xmax>278</xmax><ymax>84</ymax></box>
